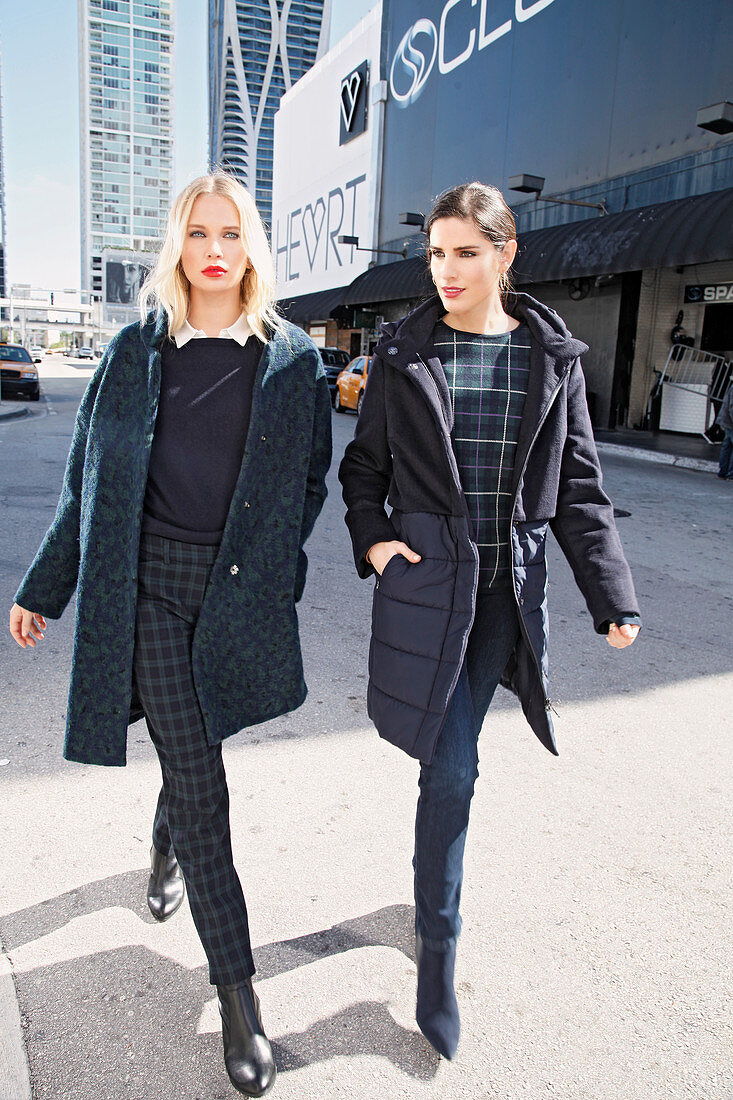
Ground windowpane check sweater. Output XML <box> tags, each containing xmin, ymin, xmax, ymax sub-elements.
<box><xmin>433</xmin><ymin>319</ymin><xmax>531</xmax><ymax>592</ymax></box>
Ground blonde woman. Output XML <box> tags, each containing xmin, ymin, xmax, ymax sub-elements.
<box><xmin>9</xmin><ymin>172</ymin><xmax>332</xmax><ymax>1097</ymax></box>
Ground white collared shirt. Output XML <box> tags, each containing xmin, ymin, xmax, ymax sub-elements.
<box><xmin>172</xmin><ymin>312</ymin><xmax>252</xmax><ymax>348</ymax></box>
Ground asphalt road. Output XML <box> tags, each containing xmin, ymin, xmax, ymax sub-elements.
<box><xmin>0</xmin><ymin>363</ymin><xmax>731</xmax><ymax>1099</ymax></box>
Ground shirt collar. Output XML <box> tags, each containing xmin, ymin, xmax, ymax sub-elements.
<box><xmin>172</xmin><ymin>312</ymin><xmax>252</xmax><ymax>348</ymax></box>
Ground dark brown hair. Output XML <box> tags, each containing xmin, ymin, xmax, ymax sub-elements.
<box><xmin>426</xmin><ymin>182</ymin><xmax>517</xmax><ymax>294</ymax></box>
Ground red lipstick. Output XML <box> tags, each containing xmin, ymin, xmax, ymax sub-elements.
<box><xmin>442</xmin><ymin>287</ymin><xmax>464</xmax><ymax>298</ymax></box>
<box><xmin>202</xmin><ymin>265</ymin><xmax>227</xmax><ymax>277</ymax></box>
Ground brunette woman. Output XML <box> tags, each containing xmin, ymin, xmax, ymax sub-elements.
<box><xmin>10</xmin><ymin>172</ymin><xmax>332</xmax><ymax>1096</ymax></box>
<box><xmin>339</xmin><ymin>182</ymin><xmax>639</xmax><ymax>1061</ymax></box>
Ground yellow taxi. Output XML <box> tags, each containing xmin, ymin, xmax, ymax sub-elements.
<box><xmin>0</xmin><ymin>344</ymin><xmax>40</xmax><ymax>401</ymax></box>
<box><xmin>334</xmin><ymin>355</ymin><xmax>371</xmax><ymax>414</ymax></box>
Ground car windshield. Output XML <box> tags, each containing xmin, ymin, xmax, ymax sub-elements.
<box><xmin>0</xmin><ymin>346</ymin><xmax>32</xmax><ymax>363</ymax></box>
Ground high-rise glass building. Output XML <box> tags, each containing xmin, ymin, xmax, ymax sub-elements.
<box><xmin>78</xmin><ymin>0</ymin><xmax>174</xmax><ymax>304</ymax></box>
<box><xmin>0</xmin><ymin>36</ymin><xmax>7</xmax><ymax>303</ymax></box>
<box><xmin>208</xmin><ymin>0</ymin><xmax>331</xmax><ymax>224</ymax></box>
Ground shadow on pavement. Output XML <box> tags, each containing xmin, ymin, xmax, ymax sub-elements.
<box><xmin>1</xmin><ymin>878</ymin><xmax>437</xmax><ymax>1094</ymax></box>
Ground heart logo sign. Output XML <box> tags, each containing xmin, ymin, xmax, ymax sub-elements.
<box><xmin>302</xmin><ymin>198</ymin><xmax>326</xmax><ymax>271</ymax></box>
<box><xmin>340</xmin><ymin>70</ymin><xmax>362</xmax><ymax>132</ymax></box>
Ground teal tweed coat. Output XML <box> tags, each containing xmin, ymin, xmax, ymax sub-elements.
<box><xmin>15</xmin><ymin>310</ymin><xmax>332</xmax><ymax>766</ymax></box>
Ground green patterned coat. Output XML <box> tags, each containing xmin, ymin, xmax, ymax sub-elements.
<box><xmin>15</xmin><ymin>310</ymin><xmax>332</xmax><ymax>766</ymax></box>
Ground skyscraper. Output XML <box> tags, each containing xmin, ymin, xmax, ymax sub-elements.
<box><xmin>0</xmin><ymin>35</ymin><xmax>7</xmax><ymax>303</ymax></box>
<box><xmin>209</xmin><ymin>0</ymin><xmax>331</xmax><ymax>224</ymax></box>
<box><xmin>78</xmin><ymin>0</ymin><xmax>174</xmax><ymax>313</ymax></box>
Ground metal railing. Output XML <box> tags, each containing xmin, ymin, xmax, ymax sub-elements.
<box><xmin>655</xmin><ymin>344</ymin><xmax>732</xmax><ymax>440</ymax></box>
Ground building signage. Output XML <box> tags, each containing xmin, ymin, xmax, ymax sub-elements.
<box><xmin>272</xmin><ymin>5</ymin><xmax>381</xmax><ymax>298</ymax></box>
<box><xmin>684</xmin><ymin>283</ymin><xmax>733</xmax><ymax>303</ymax></box>
<box><xmin>105</xmin><ymin>260</ymin><xmax>149</xmax><ymax>305</ymax></box>
<box><xmin>389</xmin><ymin>0</ymin><xmax>556</xmax><ymax>107</ymax></box>
<box><xmin>340</xmin><ymin>61</ymin><xmax>369</xmax><ymax>144</ymax></box>
<box><xmin>275</xmin><ymin>173</ymin><xmax>369</xmax><ymax>284</ymax></box>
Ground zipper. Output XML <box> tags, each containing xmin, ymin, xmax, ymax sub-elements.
<box><xmin>407</xmin><ymin>356</ymin><xmax>471</xmax><ymax>523</ymax></box>
<box><xmin>509</xmin><ymin>365</ymin><xmax>572</xmax><ymax>712</ymax></box>
<box><xmin>405</xmin><ymin>356</ymin><xmax>480</xmax><ymax>732</ymax></box>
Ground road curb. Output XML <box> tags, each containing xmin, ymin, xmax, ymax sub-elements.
<box><xmin>595</xmin><ymin>440</ymin><xmax>719</xmax><ymax>474</ymax></box>
<box><xmin>0</xmin><ymin>948</ymin><xmax>32</xmax><ymax>1100</ymax></box>
<box><xmin>0</xmin><ymin>407</ymin><xmax>32</xmax><ymax>423</ymax></box>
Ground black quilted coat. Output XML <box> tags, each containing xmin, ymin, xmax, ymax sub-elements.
<box><xmin>339</xmin><ymin>293</ymin><xmax>639</xmax><ymax>763</ymax></box>
<box><xmin>15</xmin><ymin>310</ymin><xmax>332</xmax><ymax>766</ymax></box>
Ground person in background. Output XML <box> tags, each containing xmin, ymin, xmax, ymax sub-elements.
<box><xmin>339</xmin><ymin>181</ymin><xmax>640</xmax><ymax>1061</ymax></box>
<box><xmin>715</xmin><ymin>379</ymin><xmax>733</xmax><ymax>479</ymax></box>
<box><xmin>9</xmin><ymin>171</ymin><xmax>332</xmax><ymax>1097</ymax></box>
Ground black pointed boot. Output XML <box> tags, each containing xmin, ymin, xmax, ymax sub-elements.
<box><xmin>217</xmin><ymin>979</ymin><xmax>276</xmax><ymax>1097</ymax></box>
<box><xmin>415</xmin><ymin>932</ymin><xmax>460</xmax><ymax>1059</ymax></box>
<box><xmin>146</xmin><ymin>845</ymin><xmax>185</xmax><ymax>922</ymax></box>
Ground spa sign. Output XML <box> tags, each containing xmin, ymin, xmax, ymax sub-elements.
<box><xmin>684</xmin><ymin>283</ymin><xmax>733</xmax><ymax>304</ymax></box>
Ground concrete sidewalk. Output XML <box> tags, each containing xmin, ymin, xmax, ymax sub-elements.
<box><xmin>2</xmin><ymin>411</ymin><xmax>731</xmax><ymax>1099</ymax></box>
<box><xmin>594</xmin><ymin>428</ymin><xmax>720</xmax><ymax>474</ymax></box>
<box><xmin>1</xmin><ymin>686</ymin><xmax>731</xmax><ymax>1099</ymax></box>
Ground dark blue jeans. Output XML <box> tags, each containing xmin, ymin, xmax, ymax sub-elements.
<box><xmin>718</xmin><ymin>428</ymin><xmax>733</xmax><ymax>479</ymax></box>
<box><xmin>414</xmin><ymin>588</ymin><xmax>521</xmax><ymax>949</ymax></box>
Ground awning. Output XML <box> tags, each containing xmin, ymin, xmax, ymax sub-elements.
<box><xmin>278</xmin><ymin>285</ymin><xmax>347</xmax><ymax>323</ymax></box>
<box><xmin>277</xmin><ymin>189</ymin><xmax>733</xmax><ymax>322</ymax></box>
<box><xmin>514</xmin><ymin>187</ymin><xmax>733</xmax><ymax>284</ymax></box>
<box><xmin>342</xmin><ymin>256</ymin><xmax>432</xmax><ymax>306</ymax></box>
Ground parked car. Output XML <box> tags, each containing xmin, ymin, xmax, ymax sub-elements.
<box><xmin>0</xmin><ymin>344</ymin><xmax>40</xmax><ymax>401</ymax></box>
<box><xmin>319</xmin><ymin>347</ymin><xmax>351</xmax><ymax>403</ymax></box>
<box><xmin>29</xmin><ymin>346</ymin><xmax>44</xmax><ymax>363</ymax></box>
<box><xmin>335</xmin><ymin>355</ymin><xmax>371</xmax><ymax>414</ymax></box>
<box><xmin>96</xmin><ymin>343</ymin><xmax>108</xmax><ymax>358</ymax></box>
<box><xmin>76</xmin><ymin>346</ymin><xmax>94</xmax><ymax>360</ymax></box>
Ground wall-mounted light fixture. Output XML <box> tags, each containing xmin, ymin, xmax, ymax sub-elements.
<box><xmin>398</xmin><ymin>212</ymin><xmax>425</xmax><ymax>229</ymax></box>
<box><xmin>696</xmin><ymin>102</ymin><xmax>733</xmax><ymax>134</ymax></box>
<box><xmin>338</xmin><ymin>235</ymin><xmax>407</xmax><ymax>258</ymax></box>
<box><xmin>508</xmin><ymin>174</ymin><xmax>608</xmax><ymax>215</ymax></box>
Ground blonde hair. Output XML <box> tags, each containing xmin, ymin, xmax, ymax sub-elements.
<box><xmin>139</xmin><ymin>172</ymin><xmax>284</xmax><ymax>342</ymax></box>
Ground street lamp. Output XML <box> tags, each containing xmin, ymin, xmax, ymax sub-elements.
<box><xmin>338</xmin><ymin>235</ymin><xmax>407</xmax><ymax>258</ymax></box>
<box><xmin>508</xmin><ymin>174</ymin><xmax>608</xmax><ymax>215</ymax></box>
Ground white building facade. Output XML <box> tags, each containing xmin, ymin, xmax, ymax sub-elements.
<box><xmin>272</xmin><ymin>5</ymin><xmax>383</xmax><ymax>319</ymax></box>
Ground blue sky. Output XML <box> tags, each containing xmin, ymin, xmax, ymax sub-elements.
<box><xmin>1</xmin><ymin>0</ymin><xmax>372</xmax><ymax>291</ymax></box>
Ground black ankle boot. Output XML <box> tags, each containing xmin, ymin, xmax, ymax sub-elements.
<box><xmin>146</xmin><ymin>846</ymin><xmax>185</xmax><ymax>922</ymax></box>
<box><xmin>217</xmin><ymin>980</ymin><xmax>276</xmax><ymax>1097</ymax></box>
<box><xmin>415</xmin><ymin>932</ymin><xmax>460</xmax><ymax>1059</ymax></box>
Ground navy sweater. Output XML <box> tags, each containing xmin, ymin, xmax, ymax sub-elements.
<box><xmin>142</xmin><ymin>336</ymin><xmax>262</xmax><ymax>544</ymax></box>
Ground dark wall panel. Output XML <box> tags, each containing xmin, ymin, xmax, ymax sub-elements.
<box><xmin>379</xmin><ymin>0</ymin><xmax>733</xmax><ymax>242</ymax></box>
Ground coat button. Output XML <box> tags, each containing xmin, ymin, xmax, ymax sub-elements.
<box><xmin>261</xmin><ymin>434</ymin><xmax>267</xmax><ymax>442</ymax></box>
<box><xmin>230</xmin><ymin>564</ymin><xmax>239</xmax><ymax>575</ymax></box>
<box><xmin>244</xmin><ymin>501</ymin><xmax>251</xmax><ymax>508</ymax></box>
<box><xmin>388</xmin><ymin>346</ymin><xmax>398</xmax><ymax>355</ymax></box>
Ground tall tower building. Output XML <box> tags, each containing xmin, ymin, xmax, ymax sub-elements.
<box><xmin>209</xmin><ymin>0</ymin><xmax>331</xmax><ymax>224</ymax></box>
<box><xmin>0</xmin><ymin>35</ymin><xmax>7</xmax><ymax>302</ymax></box>
<box><xmin>78</xmin><ymin>0</ymin><xmax>174</xmax><ymax>315</ymax></box>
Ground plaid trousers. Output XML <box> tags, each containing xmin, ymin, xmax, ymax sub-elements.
<box><xmin>132</xmin><ymin>532</ymin><xmax>255</xmax><ymax>984</ymax></box>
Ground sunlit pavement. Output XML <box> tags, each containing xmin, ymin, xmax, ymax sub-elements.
<box><xmin>1</xmin><ymin>389</ymin><xmax>731</xmax><ymax>1099</ymax></box>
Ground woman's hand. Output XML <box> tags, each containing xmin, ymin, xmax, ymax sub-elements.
<box><xmin>9</xmin><ymin>604</ymin><xmax>46</xmax><ymax>649</ymax></box>
<box><xmin>606</xmin><ymin>623</ymin><xmax>639</xmax><ymax>649</ymax></box>
<box><xmin>366</xmin><ymin>541</ymin><xmax>422</xmax><ymax>576</ymax></box>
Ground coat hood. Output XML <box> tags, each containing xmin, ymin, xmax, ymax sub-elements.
<box><xmin>377</xmin><ymin>292</ymin><xmax>588</xmax><ymax>363</ymax></box>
